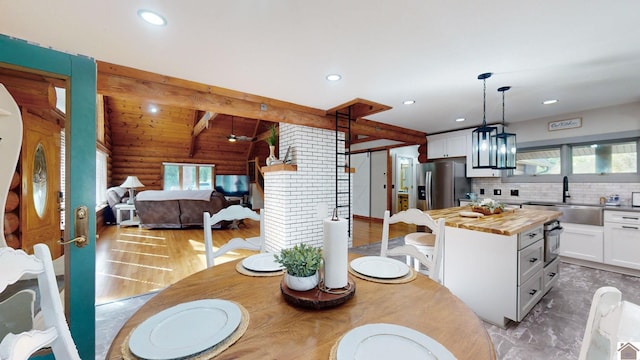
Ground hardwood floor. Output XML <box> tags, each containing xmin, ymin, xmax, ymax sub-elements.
<box><xmin>95</xmin><ymin>217</ymin><xmax>413</xmax><ymax>304</ymax></box>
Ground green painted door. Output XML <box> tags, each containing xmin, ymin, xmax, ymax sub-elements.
<box><xmin>0</xmin><ymin>34</ymin><xmax>97</xmax><ymax>359</ymax></box>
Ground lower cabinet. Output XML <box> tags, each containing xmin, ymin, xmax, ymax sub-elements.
<box><xmin>543</xmin><ymin>257</ymin><xmax>560</xmax><ymax>293</ymax></box>
<box><xmin>517</xmin><ymin>269</ymin><xmax>544</xmax><ymax>321</ymax></box>
<box><xmin>604</xmin><ymin>211</ymin><xmax>640</xmax><ymax>270</ymax></box>
<box><xmin>559</xmin><ymin>223</ymin><xmax>604</xmax><ymax>262</ymax></box>
<box><xmin>443</xmin><ymin>225</ymin><xmax>545</xmax><ymax>328</ymax></box>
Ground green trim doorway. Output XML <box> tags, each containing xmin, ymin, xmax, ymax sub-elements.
<box><xmin>0</xmin><ymin>34</ymin><xmax>97</xmax><ymax>359</ymax></box>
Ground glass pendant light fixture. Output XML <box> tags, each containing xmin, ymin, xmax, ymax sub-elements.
<box><xmin>471</xmin><ymin>72</ymin><xmax>498</xmax><ymax>169</ymax></box>
<box><xmin>492</xmin><ymin>86</ymin><xmax>517</xmax><ymax>169</ymax></box>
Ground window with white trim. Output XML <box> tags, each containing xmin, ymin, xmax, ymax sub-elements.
<box><xmin>163</xmin><ymin>163</ymin><xmax>214</xmax><ymax>190</ymax></box>
<box><xmin>96</xmin><ymin>150</ymin><xmax>108</xmax><ymax>205</ymax></box>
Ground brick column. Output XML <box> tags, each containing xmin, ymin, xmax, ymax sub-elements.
<box><xmin>263</xmin><ymin>123</ymin><xmax>352</xmax><ymax>252</ymax></box>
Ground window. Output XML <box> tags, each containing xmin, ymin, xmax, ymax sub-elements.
<box><xmin>96</xmin><ymin>150</ymin><xmax>107</xmax><ymax>205</ymax></box>
<box><xmin>163</xmin><ymin>163</ymin><xmax>214</xmax><ymax>190</ymax></box>
<box><xmin>514</xmin><ymin>148</ymin><xmax>561</xmax><ymax>176</ymax></box>
<box><xmin>571</xmin><ymin>141</ymin><xmax>637</xmax><ymax>174</ymax></box>
<box><xmin>507</xmin><ymin>137</ymin><xmax>639</xmax><ymax>182</ymax></box>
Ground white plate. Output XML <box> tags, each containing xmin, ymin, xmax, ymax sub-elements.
<box><xmin>128</xmin><ymin>299</ymin><xmax>241</xmax><ymax>360</ymax></box>
<box><xmin>336</xmin><ymin>323</ymin><xmax>456</xmax><ymax>360</ymax></box>
<box><xmin>459</xmin><ymin>211</ymin><xmax>484</xmax><ymax>218</ymax></box>
<box><xmin>350</xmin><ymin>256</ymin><xmax>409</xmax><ymax>279</ymax></box>
<box><xmin>242</xmin><ymin>253</ymin><xmax>284</xmax><ymax>272</ymax></box>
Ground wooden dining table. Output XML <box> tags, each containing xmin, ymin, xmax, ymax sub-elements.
<box><xmin>106</xmin><ymin>253</ymin><xmax>496</xmax><ymax>360</ymax></box>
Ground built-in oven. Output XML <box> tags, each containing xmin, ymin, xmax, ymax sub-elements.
<box><xmin>543</xmin><ymin>220</ymin><xmax>563</xmax><ymax>265</ymax></box>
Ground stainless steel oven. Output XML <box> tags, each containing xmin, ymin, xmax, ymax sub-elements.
<box><xmin>543</xmin><ymin>220</ymin><xmax>563</xmax><ymax>265</ymax></box>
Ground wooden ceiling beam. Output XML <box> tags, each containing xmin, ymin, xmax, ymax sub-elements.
<box><xmin>192</xmin><ymin>111</ymin><xmax>217</xmax><ymax>137</ymax></box>
<box><xmin>188</xmin><ymin>110</ymin><xmax>200</xmax><ymax>158</ymax></box>
<box><xmin>96</xmin><ymin>62</ymin><xmax>425</xmax><ymax>145</ymax></box>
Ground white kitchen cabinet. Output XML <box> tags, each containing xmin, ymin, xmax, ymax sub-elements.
<box><xmin>559</xmin><ymin>222</ymin><xmax>604</xmax><ymax>262</ymax></box>
<box><xmin>427</xmin><ymin>132</ymin><xmax>466</xmax><ymax>159</ymax></box>
<box><xmin>443</xmin><ymin>225</ymin><xmax>545</xmax><ymax>327</ymax></box>
<box><xmin>604</xmin><ymin>211</ymin><xmax>640</xmax><ymax>270</ymax></box>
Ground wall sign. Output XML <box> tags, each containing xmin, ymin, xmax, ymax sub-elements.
<box><xmin>548</xmin><ymin>118</ymin><xmax>582</xmax><ymax>131</ymax></box>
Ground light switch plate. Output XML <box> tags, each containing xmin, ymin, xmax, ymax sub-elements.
<box><xmin>632</xmin><ymin>192</ymin><xmax>640</xmax><ymax>207</ymax></box>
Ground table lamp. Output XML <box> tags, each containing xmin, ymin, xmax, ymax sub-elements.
<box><xmin>120</xmin><ymin>176</ymin><xmax>144</xmax><ymax>204</ymax></box>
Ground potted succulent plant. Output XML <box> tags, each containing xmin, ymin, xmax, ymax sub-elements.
<box><xmin>274</xmin><ymin>243</ymin><xmax>322</xmax><ymax>291</ymax></box>
<box><xmin>265</xmin><ymin>124</ymin><xmax>278</xmax><ymax>165</ymax></box>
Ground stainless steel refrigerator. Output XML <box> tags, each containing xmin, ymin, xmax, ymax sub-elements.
<box><xmin>417</xmin><ymin>159</ymin><xmax>471</xmax><ymax>210</ymax></box>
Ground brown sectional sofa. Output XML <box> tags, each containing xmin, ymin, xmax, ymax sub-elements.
<box><xmin>134</xmin><ymin>190</ymin><xmax>228</xmax><ymax>229</ymax></box>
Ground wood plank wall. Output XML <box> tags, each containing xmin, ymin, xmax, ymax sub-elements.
<box><xmin>105</xmin><ymin>97</ymin><xmax>270</xmax><ymax>190</ymax></box>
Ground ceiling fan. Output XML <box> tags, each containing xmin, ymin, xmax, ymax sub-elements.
<box><xmin>227</xmin><ymin>116</ymin><xmax>255</xmax><ymax>142</ymax></box>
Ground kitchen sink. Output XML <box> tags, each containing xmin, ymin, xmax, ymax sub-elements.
<box><xmin>521</xmin><ymin>202</ymin><xmax>604</xmax><ymax>226</ymax></box>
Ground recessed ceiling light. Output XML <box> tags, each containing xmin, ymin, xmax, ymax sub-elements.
<box><xmin>403</xmin><ymin>100</ymin><xmax>415</xmax><ymax>105</ymax></box>
<box><xmin>326</xmin><ymin>74</ymin><xmax>342</xmax><ymax>81</ymax></box>
<box><xmin>138</xmin><ymin>9</ymin><xmax>167</xmax><ymax>26</ymax></box>
<box><xmin>455</xmin><ymin>118</ymin><xmax>465</xmax><ymax>122</ymax></box>
<box><xmin>542</xmin><ymin>99</ymin><xmax>559</xmax><ymax>105</ymax></box>
<box><xmin>149</xmin><ymin>105</ymin><xmax>158</xmax><ymax>113</ymax></box>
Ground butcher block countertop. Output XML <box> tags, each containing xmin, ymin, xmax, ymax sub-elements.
<box><xmin>425</xmin><ymin>206</ymin><xmax>562</xmax><ymax>236</ymax></box>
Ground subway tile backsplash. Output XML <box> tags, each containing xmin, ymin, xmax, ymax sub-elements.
<box><xmin>471</xmin><ymin>178</ymin><xmax>640</xmax><ymax>206</ymax></box>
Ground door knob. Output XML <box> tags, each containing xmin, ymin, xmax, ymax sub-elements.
<box><xmin>57</xmin><ymin>206</ymin><xmax>89</xmax><ymax>248</ymax></box>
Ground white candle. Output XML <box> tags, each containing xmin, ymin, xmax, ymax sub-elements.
<box><xmin>322</xmin><ymin>216</ymin><xmax>348</xmax><ymax>289</ymax></box>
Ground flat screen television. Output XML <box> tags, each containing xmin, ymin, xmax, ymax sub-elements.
<box><xmin>215</xmin><ymin>175</ymin><xmax>250</xmax><ymax>197</ymax></box>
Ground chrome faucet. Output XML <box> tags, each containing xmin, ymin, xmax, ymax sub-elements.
<box><xmin>562</xmin><ymin>176</ymin><xmax>570</xmax><ymax>203</ymax></box>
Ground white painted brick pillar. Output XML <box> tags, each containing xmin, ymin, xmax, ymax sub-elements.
<box><xmin>263</xmin><ymin>123</ymin><xmax>352</xmax><ymax>252</ymax></box>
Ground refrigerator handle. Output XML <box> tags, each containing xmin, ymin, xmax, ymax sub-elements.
<box><xmin>426</xmin><ymin>171</ymin><xmax>433</xmax><ymax>210</ymax></box>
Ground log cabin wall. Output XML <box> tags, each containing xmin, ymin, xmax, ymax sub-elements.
<box><xmin>105</xmin><ymin>96</ymin><xmax>271</xmax><ymax>190</ymax></box>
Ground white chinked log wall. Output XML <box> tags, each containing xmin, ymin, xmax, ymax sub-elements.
<box><xmin>263</xmin><ymin>123</ymin><xmax>352</xmax><ymax>251</ymax></box>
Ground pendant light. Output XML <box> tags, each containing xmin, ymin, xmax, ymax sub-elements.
<box><xmin>471</xmin><ymin>72</ymin><xmax>498</xmax><ymax>169</ymax></box>
<box><xmin>492</xmin><ymin>86</ymin><xmax>517</xmax><ymax>169</ymax></box>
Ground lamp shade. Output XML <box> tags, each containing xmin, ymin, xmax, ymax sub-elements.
<box><xmin>120</xmin><ymin>176</ymin><xmax>144</xmax><ymax>189</ymax></box>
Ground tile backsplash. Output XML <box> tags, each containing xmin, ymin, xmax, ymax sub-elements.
<box><xmin>471</xmin><ymin>178</ymin><xmax>640</xmax><ymax>206</ymax></box>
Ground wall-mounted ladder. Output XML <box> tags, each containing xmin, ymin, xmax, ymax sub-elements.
<box><xmin>334</xmin><ymin>106</ymin><xmax>352</xmax><ymax>236</ymax></box>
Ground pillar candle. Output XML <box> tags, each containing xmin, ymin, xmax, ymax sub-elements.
<box><xmin>322</xmin><ymin>217</ymin><xmax>348</xmax><ymax>289</ymax></box>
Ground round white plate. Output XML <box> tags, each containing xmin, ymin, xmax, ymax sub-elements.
<box><xmin>350</xmin><ymin>256</ymin><xmax>409</xmax><ymax>279</ymax></box>
<box><xmin>128</xmin><ymin>299</ymin><xmax>241</xmax><ymax>360</ymax></box>
<box><xmin>242</xmin><ymin>253</ymin><xmax>284</xmax><ymax>272</ymax></box>
<box><xmin>459</xmin><ymin>211</ymin><xmax>484</xmax><ymax>218</ymax></box>
<box><xmin>336</xmin><ymin>323</ymin><xmax>456</xmax><ymax>360</ymax></box>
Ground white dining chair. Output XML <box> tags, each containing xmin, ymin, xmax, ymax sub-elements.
<box><xmin>381</xmin><ymin>209</ymin><xmax>445</xmax><ymax>283</ymax></box>
<box><xmin>579</xmin><ymin>286</ymin><xmax>640</xmax><ymax>360</ymax></box>
<box><xmin>0</xmin><ymin>244</ymin><xmax>80</xmax><ymax>360</ymax></box>
<box><xmin>203</xmin><ymin>205</ymin><xmax>264</xmax><ymax>268</ymax></box>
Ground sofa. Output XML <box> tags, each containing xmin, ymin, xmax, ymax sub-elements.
<box><xmin>105</xmin><ymin>187</ymin><xmax>130</xmax><ymax>224</ymax></box>
<box><xmin>134</xmin><ymin>190</ymin><xmax>228</xmax><ymax>229</ymax></box>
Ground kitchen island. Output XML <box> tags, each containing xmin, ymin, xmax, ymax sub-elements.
<box><xmin>426</xmin><ymin>206</ymin><xmax>562</xmax><ymax>328</ymax></box>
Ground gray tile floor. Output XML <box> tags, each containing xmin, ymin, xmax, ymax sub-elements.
<box><xmin>96</xmin><ymin>240</ymin><xmax>640</xmax><ymax>359</ymax></box>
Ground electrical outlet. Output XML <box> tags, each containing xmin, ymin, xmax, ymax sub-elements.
<box><xmin>510</xmin><ymin>189</ymin><xmax>519</xmax><ymax>196</ymax></box>
<box><xmin>494</xmin><ymin>189</ymin><xmax>501</xmax><ymax>196</ymax></box>
<box><xmin>479</xmin><ymin>188</ymin><xmax>485</xmax><ymax>195</ymax></box>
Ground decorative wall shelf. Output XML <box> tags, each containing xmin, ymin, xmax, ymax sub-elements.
<box><xmin>262</xmin><ymin>164</ymin><xmax>297</xmax><ymax>172</ymax></box>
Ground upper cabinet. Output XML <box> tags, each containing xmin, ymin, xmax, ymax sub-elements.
<box><xmin>427</xmin><ymin>131</ymin><xmax>467</xmax><ymax>159</ymax></box>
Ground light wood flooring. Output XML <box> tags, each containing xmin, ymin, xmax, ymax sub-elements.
<box><xmin>95</xmin><ymin>217</ymin><xmax>412</xmax><ymax>304</ymax></box>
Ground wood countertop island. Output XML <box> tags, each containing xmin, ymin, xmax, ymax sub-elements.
<box><xmin>426</xmin><ymin>206</ymin><xmax>562</xmax><ymax>236</ymax></box>
<box><xmin>424</xmin><ymin>206</ymin><xmax>562</xmax><ymax>327</ymax></box>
